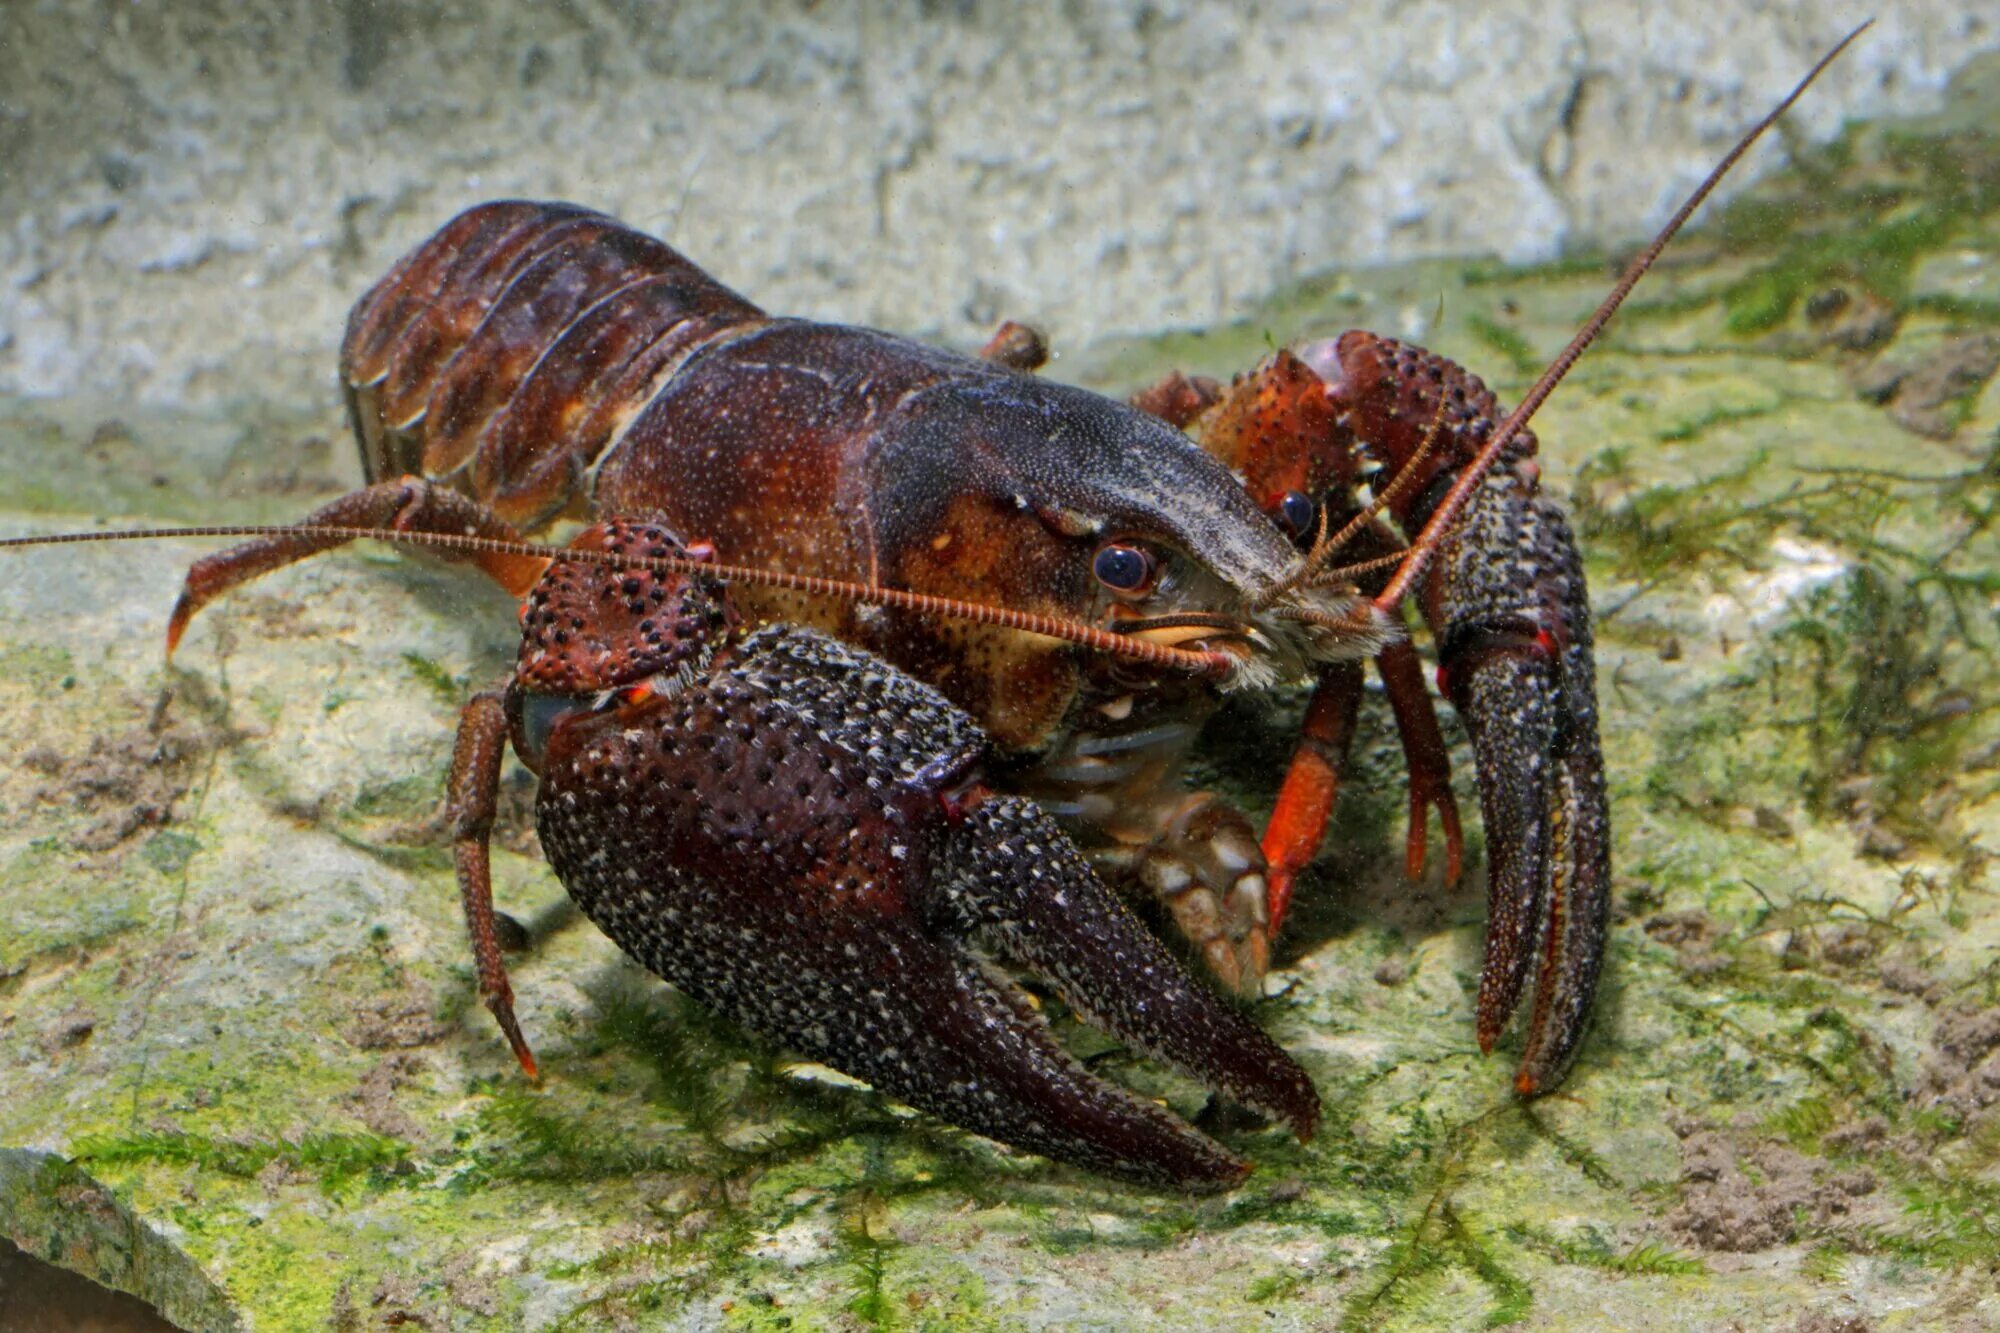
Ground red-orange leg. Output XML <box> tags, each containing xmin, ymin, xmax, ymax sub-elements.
<box><xmin>1260</xmin><ymin>661</ymin><xmax>1363</xmax><ymax>936</ymax></box>
<box><xmin>166</xmin><ymin>478</ymin><xmax>548</xmax><ymax>655</ymax></box>
<box><xmin>447</xmin><ymin>689</ymin><xmax>539</xmax><ymax>1081</ymax></box>
<box><xmin>1259</xmin><ymin>638</ymin><xmax>1466</xmax><ymax>938</ymax></box>
<box><xmin>1376</xmin><ymin>639</ymin><xmax>1464</xmax><ymax>887</ymax></box>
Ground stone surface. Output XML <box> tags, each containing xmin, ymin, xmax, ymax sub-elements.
<box><xmin>0</xmin><ymin>1151</ymin><xmax>235</xmax><ymax>1332</ymax></box>
<box><xmin>3</xmin><ymin>43</ymin><xmax>2000</xmax><ymax>1333</ymax></box>
<box><xmin>2</xmin><ymin>2</ymin><xmax>1996</xmax><ymax>415</ymax></box>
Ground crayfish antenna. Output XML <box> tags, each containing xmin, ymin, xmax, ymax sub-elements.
<box><xmin>1373</xmin><ymin>18</ymin><xmax>1874</xmax><ymax>616</ymax></box>
<box><xmin>2</xmin><ymin>521</ymin><xmax>1244</xmax><ymax>679</ymax></box>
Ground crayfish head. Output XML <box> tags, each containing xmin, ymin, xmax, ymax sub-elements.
<box><xmin>507</xmin><ymin>520</ymin><xmax>734</xmax><ymax>771</ymax></box>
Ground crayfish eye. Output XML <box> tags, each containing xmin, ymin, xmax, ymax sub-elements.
<box><xmin>1091</xmin><ymin>542</ymin><xmax>1156</xmax><ymax>594</ymax></box>
<box><xmin>1278</xmin><ymin>490</ymin><xmax>1317</xmax><ymax>538</ymax></box>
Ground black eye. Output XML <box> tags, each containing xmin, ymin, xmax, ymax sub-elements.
<box><xmin>1278</xmin><ymin>490</ymin><xmax>1316</xmax><ymax>537</ymax></box>
<box><xmin>1092</xmin><ymin>543</ymin><xmax>1154</xmax><ymax>592</ymax></box>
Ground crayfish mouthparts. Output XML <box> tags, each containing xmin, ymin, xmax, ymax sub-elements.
<box><xmin>1122</xmin><ymin>590</ymin><xmax>1400</xmax><ymax>694</ymax></box>
<box><xmin>1107</xmin><ymin>575</ymin><xmax>1402</xmax><ymax>693</ymax></box>
<box><xmin>1232</xmin><ymin>586</ymin><xmax>1405</xmax><ymax>689</ymax></box>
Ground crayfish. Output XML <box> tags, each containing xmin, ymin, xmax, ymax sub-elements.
<box><xmin>2</xmin><ymin>28</ymin><xmax>1866</xmax><ymax>1190</ymax></box>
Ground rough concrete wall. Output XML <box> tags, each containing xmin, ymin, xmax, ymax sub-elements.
<box><xmin>0</xmin><ymin>0</ymin><xmax>1992</xmax><ymax>410</ymax></box>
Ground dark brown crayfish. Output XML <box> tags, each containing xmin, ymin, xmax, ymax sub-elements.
<box><xmin>3</xmin><ymin>27</ymin><xmax>1866</xmax><ymax>1189</ymax></box>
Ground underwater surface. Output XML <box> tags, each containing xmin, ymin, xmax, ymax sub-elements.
<box><xmin>3</xmin><ymin>15</ymin><xmax>2000</xmax><ymax>1333</ymax></box>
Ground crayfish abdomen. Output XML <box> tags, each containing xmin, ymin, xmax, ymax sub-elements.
<box><xmin>344</xmin><ymin>202</ymin><xmax>764</xmax><ymax>522</ymax></box>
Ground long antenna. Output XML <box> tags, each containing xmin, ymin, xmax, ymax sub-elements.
<box><xmin>0</xmin><ymin>523</ymin><xmax>1239</xmax><ymax>678</ymax></box>
<box><xmin>1372</xmin><ymin>20</ymin><xmax>1873</xmax><ymax>614</ymax></box>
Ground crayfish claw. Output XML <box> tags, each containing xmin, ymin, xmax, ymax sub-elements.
<box><xmin>1304</xmin><ymin>330</ymin><xmax>1612</xmax><ymax>1094</ymax></box>
<box><xmin>1446</xmin><ymin>609</ymin><xmax>1610</xmax><ymax>1095</ymax></box>
<box><xmin>1513</xmin><ymin>659</ymin><xmax>1611</xmax><ymax>1095</ymax></box>
<box><xmin>775</xmin><ymin>907</ymin><xmax>1259</xmax><ymax>1190</ymax></box>
<box><xmin>940</xmin><ymin>794</ymin><xmax>1319</xmax><ymax>1145</ymax></box>
<box><xmin>531</xmin><ymin>621</ymin><xmax>1315</xmax><ymax>1190</ymax></box>
<box><xmin>1457</xmin><ymin>650</ymin><xmax>1561</xmax><ymax>1051</ymax></box>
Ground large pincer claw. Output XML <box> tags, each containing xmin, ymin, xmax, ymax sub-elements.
<box><xmin>928</xmin><ymin>790</ymin><xmax>1320</xmax><ymax>1186</ymax></box>
<box><xmin>533</xmin><ymin>622</ymin><xmax>1317</xmax><ymax>1191</ymax></box>
<box><xmin>1435</xmin><ymin>503</ymin><xmax>1612</xmax><ymax>1096</ymax></box>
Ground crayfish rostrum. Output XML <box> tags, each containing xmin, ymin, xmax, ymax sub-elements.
<box><xmin>2</xmin><ymin>28</ymin><xmax>1868</xmax><ymax>1190</ymax></box>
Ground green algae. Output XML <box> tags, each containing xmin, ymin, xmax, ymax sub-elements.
<box><xmin>72</xmin><ymin>1129</ymin><xmax>414</xmax><ymax>1193</ymax></box>
<box><xmin>1503</xmin><ymin>1225</ymin><xmax>1707</xmax><ymax>1278</ymax></box>
<box><xmin>402</xmin><ymin>650</ymin><xmax>468</xmax><ymax>709</ymax></box>
<box><xmin>1462</xmin><ymin>314</ymin><xmax>1541</xmax><ymax>378</ymax></box>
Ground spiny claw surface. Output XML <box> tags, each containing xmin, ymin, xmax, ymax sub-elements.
<box><xmin>530</xmin><ymin>617</ymin><xmax>1317</xmax><ymax>1190</ymax></box>
<box><xmin>1417</xmin><ymin>422</ymin><xmax>1611</xmax><ymax>1095</ymax></box>
<box><xmin>1446</xmin><ymin>628</ymin><xmax>1609</xmax><ymax>1093</ymax></box>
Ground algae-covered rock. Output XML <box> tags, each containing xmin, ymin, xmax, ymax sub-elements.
<box><xmin>0</xmin><ymin>1150</ymin><xmax>236</xmax><ymax>1331</ymax></box>
<box><xmin>3</xmin><ymin>63</ymin><xmax>1999</xmax><ymax>1333</ymax></box>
